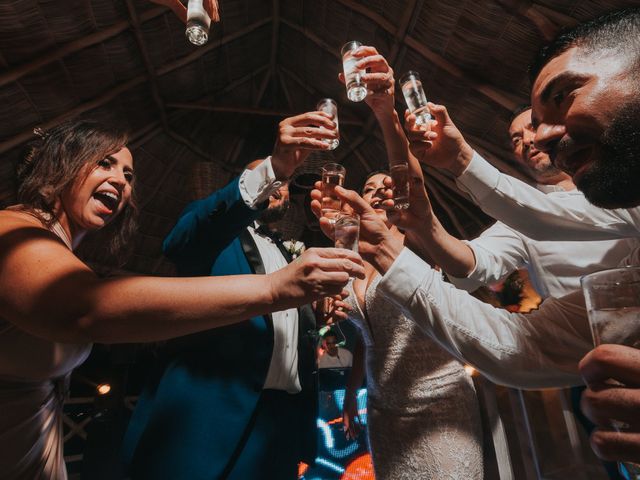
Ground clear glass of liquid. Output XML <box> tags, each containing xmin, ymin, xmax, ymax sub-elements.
<box><xmin>581</xmin><ymin>266</ymin><xmax>640</xmax><ymax>480</ymax></box>
<box><xmin>400</xmin><ymin>71</ymin><xmax>432</xmax><ymax>126</ymax></box>
<box><xmin>390</xmin><ymin>163</ymin><xmax>410</xmax><ymax>210</ymax></box>
<box><xmin>321</xmin><ymin>163</ymin><xmax>346</xmax><ymax>223</ymax></box>
<box><xmin>341</xmin><ymin>41</ymin><xmax>367</xmax><ymax>102</ymax></box>
<box><xmin>334</xmin><ymin>213</ymin><xmax>360</xmax><ymax>253</ymax></box>
<box><xmin>316</xmin><ymin>98</ymin><xmax>340</xmax><ymax>150</ymax></box>
<box><xmin>186</xmin><ymin>0</ymin><xmax>211</xmax><ymax>46</ymax></box>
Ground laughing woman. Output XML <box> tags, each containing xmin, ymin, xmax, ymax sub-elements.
<box><xmin>0</xmin><ymin>120</ymin><xmax>362</xmax><ymax>479</ymax></box>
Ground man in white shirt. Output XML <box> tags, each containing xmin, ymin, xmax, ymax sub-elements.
<box><xmin>310</xmin><ymin>8</ymin><xmax>640</xmax><ymax>465</ymax></box>
<box><xmin>415</xmin><ymin>106</ymin><xmax>636</xmax><ymax>298</ymax></box>
<box><xmin>396</xmin><ymin>8</ymin><xmax>640</xmax><ymax>466</ymax></box>
<box><xmin>318</xmin><ymin>331</ymin><xmax>353</xmax><ymax>369</ymax></box>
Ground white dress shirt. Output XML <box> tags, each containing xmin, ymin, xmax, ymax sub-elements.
<box><xmin>377</xmin><ymin>247</ymin><xmax>640</xmax><ymax>390</ymax></box>
<box><xmin>239</xmin><ymin>158</ymin><xmax>301</xmax><ymax>394</ymax></box>
<box><xmin>455</xmin><ymin>152</ymin><xmax>640</xmax><ymax>241</ymax></box>
<box><xmin>449</xmin><ymin>209</ymin><xmax>638</xmax><ymax>298</ymax></box>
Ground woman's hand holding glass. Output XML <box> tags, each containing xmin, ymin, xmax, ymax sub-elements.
<box><xmin>268</xmin><ymin>247</ymin><xmax>365</xmax><ymax>310</ymax></box>
<box><xmin>310</xmin><ymin>182</ymin><xmax>403</xmax><ymax>274</ymax></box>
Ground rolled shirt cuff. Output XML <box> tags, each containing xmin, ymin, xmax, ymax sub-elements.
<box><xmin>239</xmin><ymin>156</ymin><xmax>283</xmax><ymax>209</ymax></box>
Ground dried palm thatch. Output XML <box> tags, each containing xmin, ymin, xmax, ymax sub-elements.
<box><xmin>0</xmin><ymin>0</ymin><xmax>636</xmax><ymax>274</ymax></box>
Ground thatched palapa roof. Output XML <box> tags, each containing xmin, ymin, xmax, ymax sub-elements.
<box><xmin>1</xmin><ymin>0</ymin><xmax>637</xmax><ymax>275</ymax></box>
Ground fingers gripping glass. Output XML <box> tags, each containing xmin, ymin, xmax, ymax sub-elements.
<box><xmin>581</xmin><ymin>266</ymin><xmax>640</xmax><ymax>480</ymax></box>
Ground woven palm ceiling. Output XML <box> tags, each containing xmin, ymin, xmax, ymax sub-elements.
<box><xmin>1</xmin><ymin>0</ymin><xmax>637</xmax><ymax>275</ymax></box>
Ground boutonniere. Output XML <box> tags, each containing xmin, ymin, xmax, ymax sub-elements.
<box><xmin>283</xmin><ymin>239</ymin><xmax>305</xmax><ymax>259</ymax></box>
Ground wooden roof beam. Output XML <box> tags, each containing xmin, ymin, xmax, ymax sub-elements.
<box><xmin>0</xmin><ymin>22</ymin><xmax>271</xmax><ymax>155</ymax></box>
<box><xmin>165</xmin><ymin>103</ymin><xmax>364</xmax><ymax>126</ymax></box>
<box><xmin>329</xmin><ymin>1</ymin><xmax>522</xmax><ymax>111</ymax></box>
<box><xmin>495</xmin><ymin>0</ymin><xmax>577</xmax><ymax>41</ymax></box>
<box><xmin>156</xmin><ymin>17</ymin><xmax>272</xmax><ymax>76</ymax></box>
<box><xmin>0</xmin><ymin>76</ymin><xmax>146</xmax><ymax>155</ymax></box>
<box><xmin>0</xmin><ymin>7</ymin><xmax>166</xmax><ymax>89</ymax></box>
<box><xmin>124</xmin><ymin>0</ymin><xmax>169</xmax><ymax>130</ymax></box>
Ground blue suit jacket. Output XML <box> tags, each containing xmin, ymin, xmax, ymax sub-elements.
<box><xmin>123</xmin><ymin>177</ymin><xmax>318</xmax><ymax>479</ymax></box>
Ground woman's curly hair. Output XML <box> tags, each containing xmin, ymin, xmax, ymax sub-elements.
<box><xmin>15</xmin><ymin>119</ymin><xmax>137</xmax><ymax>261</ymax></box>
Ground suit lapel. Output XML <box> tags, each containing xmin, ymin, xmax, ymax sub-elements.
<box><xmin>241</xmin><ymin>228</ymin><xmax>316</xmax><ymax>380</ymax></box>
<box><xmin>239</xmin><ymin>229</ymin><xmax>274</xmax><ymax>339</ymax></box>
<box><xmin>240</xmin><ymin>228</ymin><xmax>265</xmax><ymax>275</ymax></box>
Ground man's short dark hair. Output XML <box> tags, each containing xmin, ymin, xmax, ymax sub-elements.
<box><xmin>509</xmin><ymin>105</ymin><xmax>532</xmax><ymax>125</ymax></box>
<box><xmin>529</xmin><ymin>8</ymin><xmax>640</xmax><ymax>84</ymax></box>
<box><xmin>322</xmin><ymin>330</ymin><xmax>337</xmax><ymax>340</ymax></box>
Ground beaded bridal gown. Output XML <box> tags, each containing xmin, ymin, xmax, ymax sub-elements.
<box><xmin>347</xmin><ymin>276</ymin><xmax>484</xmax><ymax>479</ymax></box>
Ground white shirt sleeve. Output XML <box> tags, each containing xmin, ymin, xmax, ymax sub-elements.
<box><xmin>448</xmin><ymin>222</ymin><xmax>528</xmax><ymax>292</ymax></box>
<box><xmin>238</xmin><ymin>156</ymin><xmax>283</xmax><ymax>209</ymax></box>
<box><xmin>455</xmin><ymin>152</ymin><xmax>640</xmax><ymax>241</ymax></box>
<box><xmin>377</xmin><ymin>248</ymin><xmax>595</xmax><ymax>389</ymax></box>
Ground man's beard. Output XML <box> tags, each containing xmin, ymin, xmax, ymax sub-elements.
<box><xmin>530</xmin><ymin>158</ymin><xmax>565</xmax><ymax>182</ymax></box>
<box><xmin>259</xmin><ymin>200</ymin><xmax>290</xmax><ymax>224</ymax></box>
<box><xmin>576</xmin><ymin>100</ymin><xmax>640</xmax><ymax>209</ymax></box>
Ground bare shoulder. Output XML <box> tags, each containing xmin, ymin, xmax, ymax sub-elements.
<box><xmin>0</xmin><ymin>209</ymin><xmax>73</xmax><ymax>259</ymax></box>
<box><xmin>0</xmin><ymin>209</ymin><xmax>45</xmax><ymax>233</ymax></box>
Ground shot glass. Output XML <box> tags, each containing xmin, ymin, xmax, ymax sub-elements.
<box><xmin>316</xmin><ymin>98</ymin><xmax>340</xmax><ymax>150</ymax></box>
<box><xmin>321</xmin><ymin>163</ymin><xmax>346</xmax><ymax>223</ymax></box>
<box><xmin>334</xmin><ymin>213</ymin><xmax>360</xmax><ymax>253</ymax></box>
<box><xmin>390</xmin><ymin>163</ymin><xmax>410</xmax><ymax>210</ymax></box>
<box><xmin>581</xmin><ymin>266</ymin><xmax>640</xmax><ymax>480</ymax></box>
<box><xmin>341</xmin><ymin>41</ymin><xmax>367</xmax><ymax>102</ymax></box>
<box><xmin>186</xmin><ymin>0</ymin><xmax>211</xmax><ymax>46</ymax></box>
<box><xmin>399</xmin><ymin>71</ymin><xmax>431</xmax><ymax>125</ymax></box>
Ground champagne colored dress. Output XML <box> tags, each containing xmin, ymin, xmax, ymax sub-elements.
<box><xmin>0</xmin><ymin>221</ymin><xmax>92</xmax><ymax>479</ymax></box>
<box><xmin>348</xmin><ymin>276</ymin><xmax>484</xmax><ymax>479</ymax></box>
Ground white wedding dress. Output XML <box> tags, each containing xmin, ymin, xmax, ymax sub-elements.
<box><xmin>347</xmin><ymin>275</ymin><xmax>484</xmax><ymax>479</ymax></box>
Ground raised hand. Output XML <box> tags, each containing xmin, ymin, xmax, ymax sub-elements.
<box><xmin>271</xmin><ymin>111</ymin><xmax>338</xmax><ymax>180</ymax></box>
<box><xmin>310</xmin><ymin>184</ymin><xmax>403</xmax><ymax>274</ymax></box>
<box><xmin>315</xmin><ymin>295</ymin><xmax>353</xmax><ymax>326</ymax></box>
<box><xmin>339</xmin><ymin>45</ymin><xmax>395</xmax><ymax>116</ymax></box>
<box><xmin>579</xmin><ymin>344</ymin><xmax>640</xmax><ymax>463</ymax></box>
<box><xmin>404</xmin><ymin>103</ymin><xmax>474</xmax><ymax>176</ymax></box>
<box><xmin>151</xmin><ymin>0</ymin><xmax>220</xmax><ymax>23</ymax></box>
<box><xmin>343</xmin><ymin>394</ymin><xmax>363</xmax><ymax>440</ymax></box>
<box><xmin>268</xmin><ymin>247</ymin><xmax>365</xmax><ymax>309</ymax></box>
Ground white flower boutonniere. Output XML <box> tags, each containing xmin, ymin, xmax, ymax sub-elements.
<box><xmin>283</xmin><ymin>239</ymin><xmax>305</xmax><ymax>259</ymax></box>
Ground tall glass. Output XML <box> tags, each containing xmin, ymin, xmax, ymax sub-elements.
<box><xmin>186</xmin><ymin>0</ymin><xmax>211</xmax><ymax>46</ymax></box>
<box><xmin>321</xmin><ymin>163</ymin><xmax>346</xmax><ymax>223</ymax></box>
<box><xmin>316</xmin><ymin>98</ymin><xmax>339</xmax><ymax>150</ymax></box>
<box><xmin>390</xmin><ymin>163</ymin><xmax>410</xmax><ymax>210</ymax></box>
<box><xmin>341</xmin><ymin>41</ymin><xmax>367</xmax><ymax>102</ymax></box>
<box><xmin>400</xmin><ymin>71</ymin><xmax>431</xmax><ymax>125</ymax></box>
<box><xmin>581</xmin><ymin>266</ymin><xmax>640</xmax><ymax>480</ymax></box>
<box><xmin>334</xmin><ymin>213</ymin><xmax>360</xmax><ymax>253</ymax></box>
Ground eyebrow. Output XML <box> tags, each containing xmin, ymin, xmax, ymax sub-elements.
<box><xmin>539</xmin><ymin>72</ymin><xmax>588</xmax><ymax>104</ymax></box>
<box><xmin>106</xmin><ymin>154</ymin><xmax>134</xmax><ymax>171</ymax></box>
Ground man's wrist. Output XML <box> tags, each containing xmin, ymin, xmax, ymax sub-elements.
<box><xmin>448</xmin><ymin>142</ymin><xmax>474</xmax><ymax>177</ymax></box>
<box><xmin>371</xmin><ymin>235</ymin><xmax>404</xmax><ymax>274</ymax></box>
<box><xmin>270</xmin><ymin>153</ymin><xmax>293</xmax><ymax>181</ymax></box>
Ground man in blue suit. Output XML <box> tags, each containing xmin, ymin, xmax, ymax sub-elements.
<box><xmin>124</xmin><ymin>111</ymin><xmax>340</xmax><ymax>479</ymax></box>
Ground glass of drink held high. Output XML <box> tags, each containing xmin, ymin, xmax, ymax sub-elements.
<box><xmin>321</xmin><ymin>163</ymin><xmax>346</xmax><ymax>223</ymax></box>
<box><xmin>186</xmin><ymin>0</ymin><xmax>211</xmax><ymax>46</ymax></box>
<box><xmin>334</xmin><ymin>213</ymin><xmax>360</xmax><ymax>254</ymax></box>
<box><xmin>400</xmin><ymin>71</ymin><xmax>432</xmax><ymax>126</ymax></box>
<box><xmin>341</xmin><ymin>41</ymin><xmax>367</xmax><ymax>102</ymax></box>
<box><xmin>581</xmin><ymin>266</ymin><xmax>640</xmax><ymax>480</ymax></box>
<box><xmin>316</xmin><ymin>98</ymin><xmax>339</xmax><ymax>150</ymax></box>
<box><xmin>390</xmin><ymin>163</ymin><xmax>410</xmax><ymax>210</ymax></box>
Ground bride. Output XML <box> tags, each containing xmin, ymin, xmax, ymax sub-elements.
<box><xmin>339</xmin><ymin>171</ymin><xmax>484</xmax><ymax>479</ymax></box>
